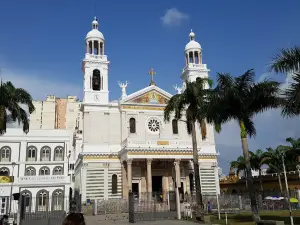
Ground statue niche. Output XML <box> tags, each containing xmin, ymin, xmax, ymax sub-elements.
<box><xmin>92</xmin><ymin>69</ymin><xmax>101</xmax><ymax>91</ymax></box>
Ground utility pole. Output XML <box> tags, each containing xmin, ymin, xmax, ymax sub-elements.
<box><xmin>282</xmin><ymin>153</ymin><xmax>294</xmax><ymax>225</ymax></box>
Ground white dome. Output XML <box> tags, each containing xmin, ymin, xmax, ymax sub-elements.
<box><xmin>185</xmin><ymin>29</ymin><xmax>201</xmax><ymax>51</ymax></box>
<box><xmin>86</xmin><ymin>29</ymin><xmax>105</xmax><ymax>40</ymax></box>
<box><xmin>85</xmin><ymin>17</ymin><xmax>105</xmax><ymax>40</ymax></box>
<box><xmin>185</xmin><ymin>40</ymin><xmax>201</xmax><ymax>51</ymax></box>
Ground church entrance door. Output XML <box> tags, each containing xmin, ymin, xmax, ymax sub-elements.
<box><xmin>152</xmin><ymin>176</ymin><xmax>162</xmax><ymax>202</ymax></box>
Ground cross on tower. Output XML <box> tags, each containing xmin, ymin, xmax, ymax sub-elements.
<box><xmin>148</xmin><ymin>68</ymin><xmax>156</xmax><ymax>86</ymax></box>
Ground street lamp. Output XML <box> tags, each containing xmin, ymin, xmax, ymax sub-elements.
<box><xmin>9</xmin><ymin>162</ymin><xmax>16</xmax><ymax>215</ymax></box>
<box><xmin>282</xmin><ymin>153</ymin><xmax>294</xmax><ymax>225</ymax></box>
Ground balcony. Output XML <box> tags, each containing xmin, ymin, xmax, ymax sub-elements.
<box><xmin>18</xmin><ymin>175</ymin><xmax>70</xmax><ymax>185</ymax></box>
<box><xmin>183</xmin><ymin>63</ymin><xmax>208</xmax><ymax>71</ymax></box>
<box><xmin>121</xmin><ymin>138</ymin><xmax>193</xmax><ymax>149</ymax></box>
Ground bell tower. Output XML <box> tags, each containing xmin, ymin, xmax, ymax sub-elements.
<box><xmin>82</xmin><ymin>17</ymin><xmax>109</xmax><ymax>105</ymax></box>
<box><xmin>181</xmin><ymin>30</ymin><xmax>210</xmax><ymax>89</ymax></box>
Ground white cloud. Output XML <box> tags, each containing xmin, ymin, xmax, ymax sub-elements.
<box><xmin>161</xmin><ymin>8</ymin><xmax>189</xmax><ymax>26</ymax></box>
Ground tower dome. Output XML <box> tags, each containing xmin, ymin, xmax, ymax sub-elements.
<box><xmin>86</xmin><ymin>17</ymin><xmax>105</xmax><ymax>40</ymax></box>
<box><xmin>85</xmin><ymin>17</ymin><xmax>105</xmax><ymax>56</ymax></box>
<box><xmin>184</xmin><ymin>30</ymin><xmax>202</xmax><ymax>65</ymax></box>
<box><xmin>185</xmin><ymin>30</ymin><xmax>201</xmax><ymax>51</ymax></box>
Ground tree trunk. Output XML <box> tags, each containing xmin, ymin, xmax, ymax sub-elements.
<box><xmin>191</xmin><ymin>121</ymin><xmax>204</xmax><ymax>211</ymax></box>
<box><xmin>240</xmin><ymin>121</ymin><xmax>260</xmax><ymax>221</ymax></box>
<box><xmin>278</xmin><ymin>174</ymin><xmax>283</xmax><ymax>194</ymax></box>
<box><xmin>0</xmin><ymin>105</ymin><xmax>6</xmax><ymax>135</ymax></box>
<box><xmin>259</xmin><ymin>169</ymin><xmax>264</xmax><ymax>197</ymax></box>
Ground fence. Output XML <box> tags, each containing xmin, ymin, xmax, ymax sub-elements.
<box><xmin>184</xmin><ymin>193</ymin><xmax>292</xmax><ymax>214</ymax></box>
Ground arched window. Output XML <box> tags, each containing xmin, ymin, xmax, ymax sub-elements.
<box><xmin>52</xmin><ymin>189</ymin><xmax>64</xmax><ymax>211</ymax></box>
<box><xmin>27</xmin><ymin>146</ymin><xmax>37</xmax><ymax>161</ymax></box>
<box><xmin>0</xmin><ymin>146</ymin><xmax>11</xmax><ymax>162</ymax></box>
<box><xmin>25</xmin><ymin>167</ymin><xmax>36</xmax><ymax>176</ymax></box>
<box><xmin>0</xmin><ymin>167</ymin><xmax>9</xmax><ymax>176</ymax></box>
<box><xmin>39</xmin><ymin>166</ymin><xmax>50</xmax><ymax>175</ymax></box>
<box><xmin>172</xmin><ymin>119</ymin><xmax>178</xmax><ymax>134</ymax></box>
<box><xmin>129</xmin><ymin>118</ymin><xmax>136</xmax><ymax>133</ymax></box>
<box><xmin>111</xmin><ymin>174</ymin><xmax>118</xmax><ymax>194</ymax></box>
<box><xmin>20</xmin><ymin>190</ymin><xmax>32</xmax><ymax>212</ymax></box>
<box><xmin>54</xmin><ymin>146</ymin><xmax>64</xmax><ymax>161</ymax></box>
<box><xmin>36</xmin><ymin>190</ymin><xmax>48</xmax><ymax>211</ymax></box>
<box><xmin>40</xmin><ymin>146</ymin><xmax>51</xmax><ymax>161</ymax></box>
<box><xmin>53</xmin><ymin>166</ymin><xmax>63</xmax><ymax>175</ymax></box>
<box><xmin>92</xmin><ymin>69</ymin><xmax>101</xmax><ymax>91</ymax></box>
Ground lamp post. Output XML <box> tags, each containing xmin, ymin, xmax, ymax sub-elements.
<box><xmin>282</xmin><ymin>153</ymin><xmax>294</xmax><ymax>225</ymax></box>
<box><xmin>9</xmin><ymin>162</ymin><xmax>16</xmax><ymax>215</ymax></box>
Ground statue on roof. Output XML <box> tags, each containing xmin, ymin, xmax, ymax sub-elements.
<box><xmin>118</xmin><ymin>81</ymin><xmax>128</xmax><ymax>100</ymax></box>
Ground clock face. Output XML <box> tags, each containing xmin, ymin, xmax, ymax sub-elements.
<box><xmin>94</xmin><ymin>94</ymin><xmax>100</xmax><ymax>101</ymax></box>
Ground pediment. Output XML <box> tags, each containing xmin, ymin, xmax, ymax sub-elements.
<box><xmin>121</xmin><ymin>85</ymin><xmax>172</xmax><ymax>105</ymax></box>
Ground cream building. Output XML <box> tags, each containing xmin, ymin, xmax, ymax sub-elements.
<box><xmin>74</xmin><ymin>18</ymin><xmax>220</xmax><ymax>201</ymax></box>
<box><xmin>30</xmin><ymin>95</ymin><xmax>82</xmax><ymax>132</ymax></box>
<box><xmin>0</xmin><ymin>129</ymin><xmax>73</xmax><ymax>214</ymax></box>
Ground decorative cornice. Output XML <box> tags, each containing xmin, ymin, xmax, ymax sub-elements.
<box><xmin>121</xmin><ymin>105</ymin><xmax>164</xmax><ymax>111</ymax></box>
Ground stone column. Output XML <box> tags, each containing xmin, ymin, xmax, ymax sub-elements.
<box><xmin>122</xmin><ymin>161</ymin><xmax>128</xmax><ymax>199</ymax></box>
<box><xmin>127</xmin><ymin>159</ymin><xmax>133</xmax><ymax>191</ymax></box>
<box><xmin>174</xmin><ymin>159</ymin><xmax>181</xmax><ymax>188</ymax></box>
<box><xmin>92</xmin><ymin>41</ymin><xmax>94</xmax><ymax>55</ymax></box>
<box><xmin>86</xmin><ymin>41</ymin><xmax>89</xmax><ymax>54</ymax></box>
<box><xmin>192</xmin><ymin>51</ymin><xmax>195</xmax><ymax>64</ymax></box>
<box><xmin>98</xmin><ymin>41</ymin><xmax>100</xmax><ymax>55</ymax></box>
<box><xmin>102</xmin><ymin>43</ymin><xmax>105</xmax><ymax>55</ymax></box>
<box><xmin>147</xmin><ymin>159</ymin><xmax>152</xmax><ymax>200</ymax></box>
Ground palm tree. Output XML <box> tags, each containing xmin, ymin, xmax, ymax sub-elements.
<box><xmin>164</xmin><ymin>77</ymin><xmax>211</xmax><ymax>212</ymax></box>
<box><xmin>206</xmin><ymin>69</ymin><xmax>281</xmax><ymax>221</ymax></box>
<box><xmin>230</xmin><ymin>156</ymin><xmax>248</xmax><ymax>187</ymax></box>
<box><xmin>270</xmin><ymin>46</ymin><xmax>300</xmax><ymax>117</ymax></box>
<box><xmin>264</xmin><ymin>147</ymin><xmax>284</xmax><ymax>194</ymax></box>
<box><xmin>0</xmin><ymin>81</ymin><xmax>35</xmax><ymax>135</ymax></box>
<box><xmin>280</xmin><ymin>137</ymin><xmax>300</xmax><ymax>171</ymax></box>
<box><xmin>250</xmin><ymin>149</ymin><xmax>269</xmax><ymax>197</ymax></box>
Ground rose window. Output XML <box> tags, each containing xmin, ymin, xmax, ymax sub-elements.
<box><xmin>148</xmin><ymin>118</ymin><xmax>160</xmax><ymax>132</ymax></box>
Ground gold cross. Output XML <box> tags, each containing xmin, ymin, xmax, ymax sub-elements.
<box><xmin>148</xmin><ymin>68</ymin><xmax>156</xmax><ymax>86</ymax></box>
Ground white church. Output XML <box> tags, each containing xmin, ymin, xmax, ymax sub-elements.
<box><xmin>73</xmin><ymin>17</ymin><xmax>220</xmax><ymax>201</ymax></box>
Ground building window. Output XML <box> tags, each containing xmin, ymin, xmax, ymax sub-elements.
<box><xmin>52</xmin><ymin>189</ymin><xmax>64</xmax><ymax>211</ymax></box>
<box><xmin>172</xmin><ymin>119</ymin><xmax>178</xmax><ymax>134</ymax></box>
<box><xmin>129</xmin><ymin>118</ymin><xmax>136</xmax><ymax>133</ymax></box>
<box><xmin>21</xmin><ymin>191</ymin><xmax>32</xmax><ymax>212</ymax></box>
<box><xmin>36</xmin><ymin>190</ymin><xmax>48</xmax><ymax>211</ymax></box>
<box><xmin>27</xmin><ymin>146</ymin><xmax>37</xmax><ymax>161</ymax></box>
<box><xmin>0</xmin><ymin>197</ymin><xmax>7</xmax><ymax>214</ymax></box>
<box><xmin>92</xmin><ymin>69</ymin><xmax>101</xmax><ymax>91</ymax></box>
<box><xmin>25</xmin><ymin>167</ymin><xmax>36</xmax><ymax>176</ymax></box>
<box><xmin>53</xmin><ymin>166</ymin><xmax>63</xmax><ymax>175</ymax></box>
<box><xmin>54</xmin><ymin>146</ymin><xmax>64</xmax><ymax>161</ymax></box>
<box><xmin>0</xmin><ymin>167</ymin><xmax>9</xmax><ymax>176</ymax></box>
<box><xmin>111</xmin><ymin>174</ymin><xmax>118</xmax><ymax>194</ymax></box>
<box><xmin>39</xmin><ymin>166</ymin><xmax>50</xmax><ymax>175</ymax></box>
<box><xmin>0</xmin><ymin>146</ymin><xmax>11</xmax><ymax>162</ymax></box>
<box><xmin>40</xmin><ymin>146</ymin><xmax>51</xmax><ymax>161</ymax></box>
<box><xmin>147</xmin><ymin>118</ymin><xmax>160</xmax><ymax>133</ymax></box>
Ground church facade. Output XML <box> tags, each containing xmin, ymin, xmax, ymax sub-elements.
<box><xmin>74</xmin><ymin>17</ymin><xmax>220</xmax><ymax>201</ymax></box>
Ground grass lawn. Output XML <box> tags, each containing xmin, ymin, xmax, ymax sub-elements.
<box><xmin>208</xmin><ymin>210</ymin><xmax>300</xmax><ymax>225</ymax></box>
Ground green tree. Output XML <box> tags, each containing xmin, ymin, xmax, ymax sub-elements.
<box><xmin>164</xmin><ymin>77</ymin><xmax>211</xmax><ymax>212</ymax></box>
<box><xmin>264</xmin><ymin>147</ymin><xmax>284</xmax><ymax>194</ymax></box>
<box><xmin>270</xmin><ymin>46</ymin><xmax>300</xmax><ymax>117</ymax></box>
<box><xmin>230</xmin><ymin>156</ymin><xmax>248</xmax><ymax>187</ymax></box>
<box><xmin>0</xmin><ymin>81</ymin><xmax>35</xmax><ymax>135</ymax></box>
<box><xmin>250</xmin><ymin>149</ymin><xmax>269</xmax><ymax>196</ymax></box>
<box><xmin>206</xmin><ymin>69</ymin><xmax>281</xmax><ymax>221</ymax></box>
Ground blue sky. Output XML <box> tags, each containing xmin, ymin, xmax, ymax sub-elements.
<box><xmin>1</xmin><ymin>0</ymin><xmax>300</xmax><ymax>173</ymax></box>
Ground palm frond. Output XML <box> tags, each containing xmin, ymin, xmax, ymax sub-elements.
<box><xmin>270</xmin><ymin>46</ymin><xmax>300</xmax><ymax>73</ymax></box>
